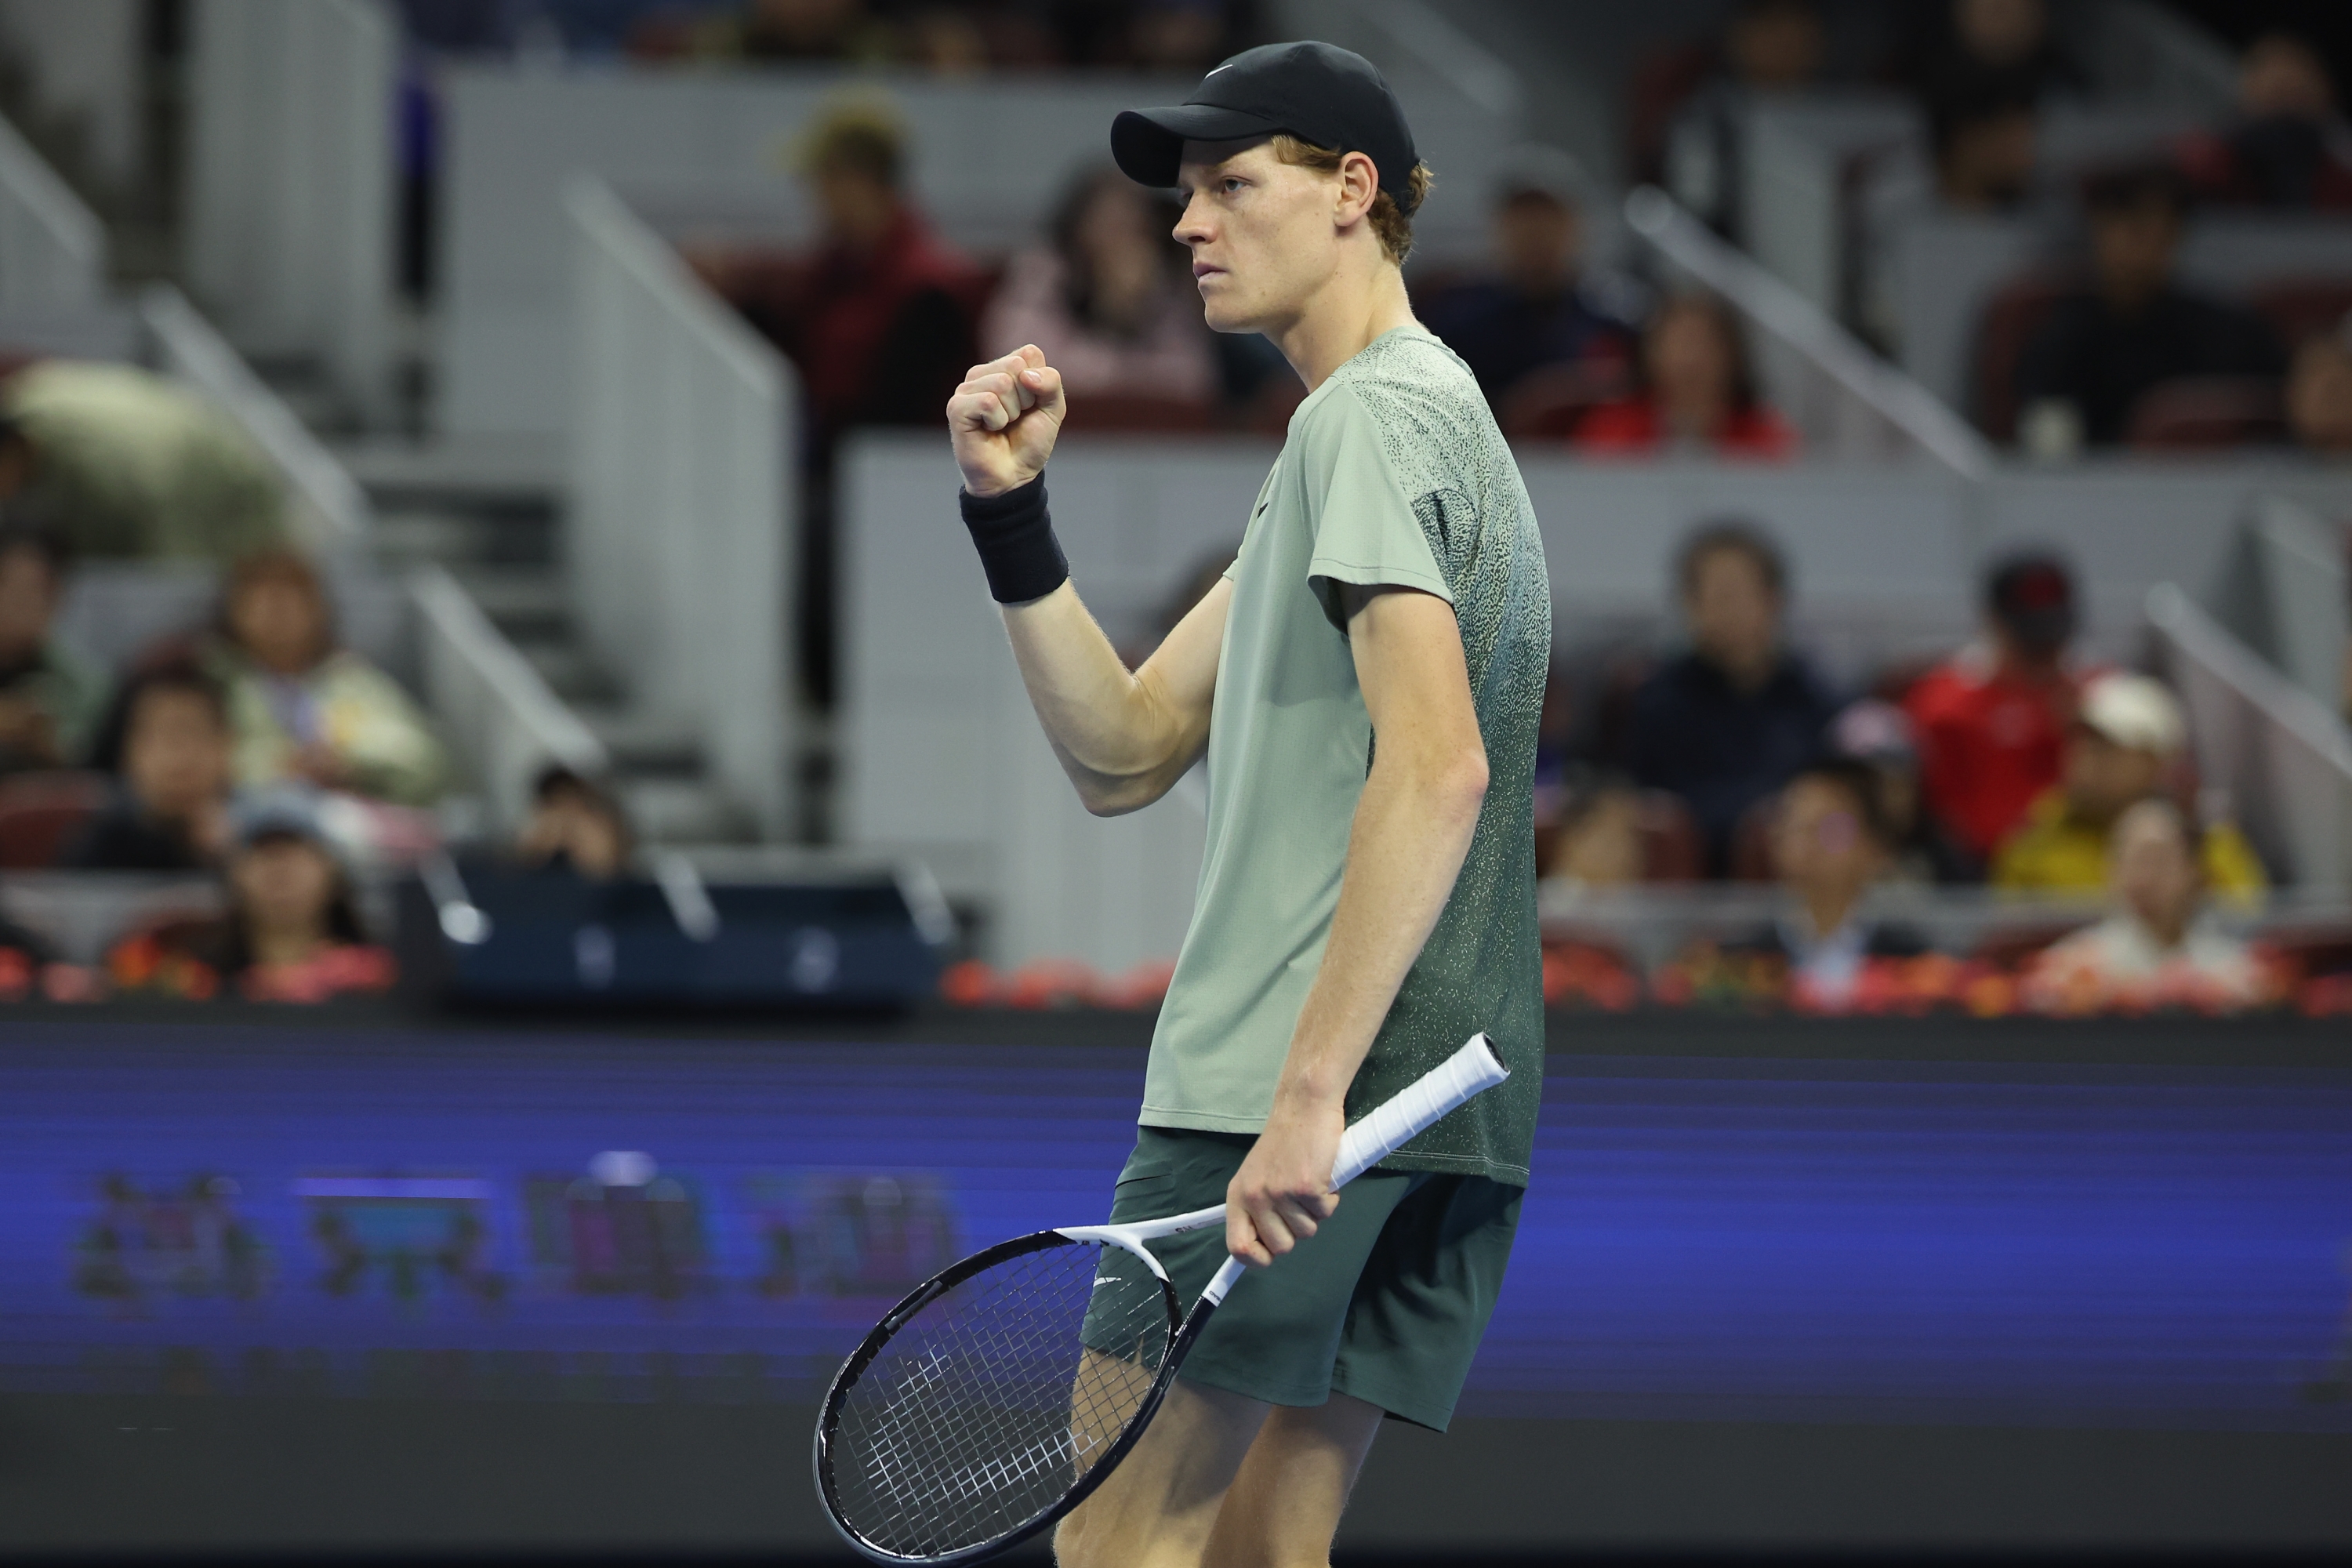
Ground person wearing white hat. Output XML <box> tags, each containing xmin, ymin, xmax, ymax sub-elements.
<box><xmin>1991</xmin><ymin>670</ymin><xmax>2266</xmax><ymax>900</ymax></box>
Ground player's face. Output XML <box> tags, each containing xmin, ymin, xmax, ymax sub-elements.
<box><xmin>1172</xmin><ymin>139</ymin><xmax>1341</xmax><ymax>335</ymax></box>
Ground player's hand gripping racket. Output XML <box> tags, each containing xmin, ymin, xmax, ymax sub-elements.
<box><xmin>814</xmin><ymin>1033</ymin><xmax>1509</xmax><ymax>1564</ymax></box>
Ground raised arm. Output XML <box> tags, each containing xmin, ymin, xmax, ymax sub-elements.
<box><xmin>949</xmin><ymin>346</ymin><xmax>1223</xmax><ymax>815</ymax></box>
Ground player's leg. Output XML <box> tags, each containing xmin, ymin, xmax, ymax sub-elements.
<box><xmin>1053</xmin><ymin>1377</ymin><xmax>1267</xmax><ymax>1568</ymax></box>
<box><xmin>1198</xmin><ymin>1388</ymin><xmax>1385</xmax><ymax>1568</ymax></box>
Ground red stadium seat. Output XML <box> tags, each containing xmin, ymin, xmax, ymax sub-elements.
<box><xmin>1726</xmin><ymin>799</ymin><xmax>1777</xmax><ymax>884</ymax></box>
<box><xmin>1971</xmin><ymin>922</ymin><xmax>2082</xmax><ymax>972</ymax></box>
<box><xmin>1971</xmin><ymin>272</ymin><xmax>2073</xmax><ymax>443</ymax></box>
<box><xmin>2126</xmin><ymin>376</ymin><xmax>2285</xmax><ymax>451</ymax></box>
<box><xmin>1636</xmin><ymin>789</ymin><xmax>1705</xmax><ymax>884</ymax></box>
<box><xmin>1243</xmin><ymin>375</ymin><xmax>1307</xmax><ymax>437</ymax></box>
<box><xmin>1499</xmin><ymin>361</ymin><xmax>1634</xmax><ymax>443</ymax></box>
<box><xmin>1054</xmin><ymin>394</ymin><xmax>1218</xmax><ymax>436</ymax></box>
<box><xmin>2252</xmin><ymin>278</ymin><xmax>2352</xmax><ymax>350</ymax></box>
<box><xmin>0</xmin><ymin>771</ymin><xmax>111</xmax><ymax>869</ymax></box>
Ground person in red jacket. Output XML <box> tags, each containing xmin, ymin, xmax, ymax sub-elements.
<box><xmin>691</xmin><ymin>100</ymin><xmax>985</xmax><ymax>706</ymax></box>
<box><xmin>1904</xmin><ymin>552</ymin><xmax>2095</xmax><ymax>868</ymax></box>
<box><xmin>1573</xmin><ymin>292</ymin><xmax>1798</xmax><ymax>460</ymax></box>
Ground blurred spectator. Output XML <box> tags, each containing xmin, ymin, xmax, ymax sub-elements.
<box><xmin>1662</xmin><ymin>0</ymin><xmax>1828</xmax><ymax>241</ymax></box>
<box><xmin>2176</xmin><ymin>33</ymin><xmax>2352</xmax><ymax>212</ymax></box>
<box><xmin>2286</xmin><ymin>328</ymin><xmax>2352</xmax><ymax>455</ymax></box>
<box><xmin>1420</xmin><ymin>147</ymin><xmax>1641</xmax><ymax>416</ymax></box>
<box><xmin>737</xmin><ymin>0</ymin><xmax>896</xmax><ymax>61</ymax></box>
<box><xmin>898</xmin><ymin>7</ymin><xmax>996</xmax><ymax>73</ymax></box>
<box><xmin>1037</xmin><ymin>0</ymin><xmax>1251</xmax><ymax>70</ymax></box>
<box><xmin>1124</xmin><ymin>0</ymin><xmax>1234</xmax><ymax>71</ymax></box>
<box><xmin>1543</xmin><ymin>770</ymin><xmax>1646</xmax><ymax>891</ymax></box>
<box><xmin>1573</xmin><ymin>294</ymin><xmax>1798</xmax><ymax>459</ymax></box>
<box><xmin>211</xmin><ymin>550</ymin><xmax>448</xmax><ymax>807</ymax></box>
<box><xmin>1905</xmin><ymin>552</ymin><xmax>2084</xmax><ymax>864</ymax></box>
<box><xmin>1929</xmin><ymin>80</ymin><xmax>2041</xmax><ymax>212</ymax></box>
<box><xmin>1623</xmin><ymin>522</ymin><xmax>1838</xmax><ymax>873</ymax></box>
<box><xmin>1828</xmin><ymin>699</ymin><xmax>1973</xmax><ymax>884</ymax></box>
<box><xmin>1992</xmin><ymin>671</ymin><xmax>2266</xmax><ymax>902</ymax></box>
<box><xmin>710</xmin><ymin>97</ymin><xmax>983</xmax><ymax>705</ymax></box>
<box><xmin>720</xmin><ymin>99</ymin><xmax>984</xmax><ymax>440</ymax></box>
<box><xmin>108</xmin><ymin>789</ymin><xmax>395</xmax><ymax>1004</ymax></box>
<box><xmin>514</xmin><ymin>766</ymin><xmax>633</xmax><ymax>882</ymax></box>
<box><xmin>1915</xmin><ymin>0</ymin><xmax>2083</xmax><ymax>118</ymax></box>
<box><xmin>981</xmin><ymin>166</ymin><xmax>1215</xmax><ymax>404</ymax></box>
<box><xmin>2022</xmin><ymin>798</ymin><xmax>2277</xmax><ymax>1013</ymax></box>
<box><xmin>0</xmin><ymin>523</ymin><xmax>100</xmax><ymax>772</ymax></box>
<box><xmin>1750</xmin><ymin>760</ymin><xmax>1928</xmax><ymax>1010</ymax></box>
<box><xmin>2012</xmin><ymin>162</ymin><xmax>2285</xmax><ymax>449</ymax></box>
<box><xmin>64</xmin><ymin>663</ymin><xmax>234</xmax><ymax>873</ymax></box>
<box><xmin>0</xmin><ymin>364</ymin><xmax>285</xmax><ymax>562</ymax></box>
<box><xmin>1651</xmin><ymin>760</ymin><xmax>1933</xmax><ymax>1014</ymax></box>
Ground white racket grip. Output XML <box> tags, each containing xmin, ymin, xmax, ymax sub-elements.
<box><xmin>1328</xmin><ymin>1033</ymin><xmax>1508</xmax><ymax>1189</ymax></box>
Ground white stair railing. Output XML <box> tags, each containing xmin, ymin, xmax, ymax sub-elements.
<box><xmin>411</xmin><ymin>563</ymin><xmax>610</xmax><ymax>831</ymax></box>
<box><xmin>2149</xmin><ymin>583</ymin><xmax>2352</xmax><ymax>894</ymax></box>
<box><xmin>566</xmin><ymin>176</ymin><xmax>797</xmax><ymax>840</ymax></box>
<box><xmin>1625</xmin><ymin>184</ymin><xmax>1997</xmax><ymax>478</ymax></box>
<box><xmin>0</xmin><ymin>107</ymin><xmax>104</xmax><ymax>309</ymax></box>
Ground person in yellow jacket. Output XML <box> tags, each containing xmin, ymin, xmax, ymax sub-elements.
<box><xmin>209</xmin><ymin>548</ymin><xmax>448</xmax><ymax>807</ymax></box>
<box><xmin>1992</xmin><ymin>670</ymin><xmax>2265</xmax><ymax>904</ymax></box>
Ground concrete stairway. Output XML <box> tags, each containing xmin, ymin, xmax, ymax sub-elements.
<box><xmin>332</xmin><ymin>433</ymin><xmax>756</xmax><ymax>846</ymax></box>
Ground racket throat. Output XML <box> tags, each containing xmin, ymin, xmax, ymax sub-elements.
<box><xmin>1200</xmin><ymin>1254</ymin><xmax>1247</xmax><ymax>1306</ymax></box>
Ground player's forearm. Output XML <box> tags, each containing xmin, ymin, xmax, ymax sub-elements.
<box><xmin>1275</xmin><ymin>736</ymin><xmax>1488</xmax><ymax>1108</ymax></box>
<box><xmin>1001</xmin><ymin>583</ymin><xmax>1196</xmax><ymax>814</ymax></box>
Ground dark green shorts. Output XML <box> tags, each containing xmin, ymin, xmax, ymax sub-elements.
<box><xmin>1105</xmin><ymin>1125</ymin><xmax>1523</xmax><ymax>1432</ymax></box>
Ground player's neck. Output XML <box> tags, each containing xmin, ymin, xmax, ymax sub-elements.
<box><xmin>1269</xmin><ymin>260</ymin><xmax>1417</xmax><ymax>393</ymax></box>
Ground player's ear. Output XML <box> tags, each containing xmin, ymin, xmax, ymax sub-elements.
<box><xmin>1336</xmin><ymin>151</ymin><xmax>1379</xmax><ymax>227</ymax></box>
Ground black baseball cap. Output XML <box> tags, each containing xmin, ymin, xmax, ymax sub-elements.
<box><xmin>1985</xmin><ymin>551</ymin><xmax>2078</xmax><ymax>652</ymax></box>
<box><xmin>1111</xmin><ymin>41</ymin><xmax>1421</xmax><ymax>207</ymax></box>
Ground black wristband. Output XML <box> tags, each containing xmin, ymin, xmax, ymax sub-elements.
<box><xmin>959</xmin><ymin>474</ymin><xmax>1069</xmax><ymax>604</ymax></box>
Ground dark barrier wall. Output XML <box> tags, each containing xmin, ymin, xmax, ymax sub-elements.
<box><xmin>2</xmin><ymin>1013</ymin><xmax>2350</xmax><ymax>1558</ymax></box>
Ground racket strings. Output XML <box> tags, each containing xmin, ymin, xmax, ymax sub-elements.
<box><xmin>830</xmin><ymin>1240</ymin><xmax>1174</xmax><ymax>1559</ymax></box>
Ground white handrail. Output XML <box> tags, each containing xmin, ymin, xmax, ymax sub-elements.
<box><xmin>567</xmin><ymin>176</ymin><xmax>797</xmax><ymax>839</ymax></box>
<box><xmin>139</xmin><ymin>283</ymin><xmax>369</xmax><ymax>544</ymax></box>
<box><xmin>1361</xmin><ymin>0</ymin><xmax>1524</xmax><ymax>120</ymax></box>
<box><xmin>0</xmin><ymin>107</ymin><xmax>105</xmax><ymax>307</ymax></box>
<box><xmin>411</xmin><ymin>562</ymin><xmax>608</xmax><ymax>828</ymax></box>
<box><xmin>2148</xmin><ymin>584</ymin><xmax>2352</xmax><ymax>776</ymax></box>
<box><xmin>2148</xmin><ymin>582</ymin><xmax>2352</xmax><ymax>891</ymax></box>
<box><xmin>1624</xmin><ymin>184</ymin><xmax>1996</xmax><ymax>480</ymax></box>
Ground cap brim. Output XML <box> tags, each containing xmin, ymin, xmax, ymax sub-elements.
<box><xmin>1112</xmin><ymin>104</ymin><xmax>1285</xmax><ymax>188</ymax></box>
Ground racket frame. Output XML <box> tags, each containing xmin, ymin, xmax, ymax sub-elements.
<box><xmin>812</xmin><ymin>1225</ymin><xmax>1188</xmax><ymax>1565</ymax></box>
<box><xmin>814</xmin><ymin>1033</ymin><xmax>1508</xmax><ymax>1565</ymax></box>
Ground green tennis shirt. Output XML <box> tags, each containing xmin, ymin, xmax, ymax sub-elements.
<box><xmin>1141</xmin><ymin>325</ymin><xmax>1552</xmax><ymax>1185</ymax></box>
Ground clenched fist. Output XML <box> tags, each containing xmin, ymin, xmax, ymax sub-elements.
<box><xmin>948</xmin><ymin>344</ymin><xmax>1066</xmax><ymax>497</ymax></box>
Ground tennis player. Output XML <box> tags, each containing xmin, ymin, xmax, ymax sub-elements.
<box><xmin>946</xmin><ymin>41</ymin><xmax>1550</xmax><ymax>1567</ymax></box>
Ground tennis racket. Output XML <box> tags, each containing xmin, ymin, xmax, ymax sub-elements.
<box><xmin>813</xmin><ymin>1032</ymin><xmax>1509</xmax><ymax>1565</ymax></box>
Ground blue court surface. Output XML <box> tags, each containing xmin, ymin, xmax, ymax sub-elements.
<box><xmin>4</xmin><ymin>1020</ymin><xmax>2349</xmax><ymax>1435</ymax></box>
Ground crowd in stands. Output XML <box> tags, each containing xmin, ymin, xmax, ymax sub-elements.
<box><xmin>1628</xmin><ymin>1</ymin><xmax>2352</xmax><ymax>459</ymax></box>
<box><xmin>0</xmin><ymin>528</ymin><xmax>659</xmax><ymax>1004</ymax></box>
<box><xmin>0</xmin><ymin>487</ymin><xmax>652</xmax><ymax>1006</ymax></box>
<box><xmin>397</xmin><ymin>0</ymin><xmax>1258</xmax><ymax>72</ymax></box>
<box><xmin>1934</xmin><ymin>16</ymin><xmax>2352</xmax><ymax>456</ymax></box>
<box><xmin>0</xmin><ymin>512</ymin><xmax>447</xmax><ymax>1002</ymax></box>
<box><xmin>1526</xmin><ymin>518</ymin><xmax>2320</xmax><ymax>1018</ymax></box>
<box><xmin>696</xmin><ymin>96</ymin><xmax>1806</xmax><ymax>482</ymax></box>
